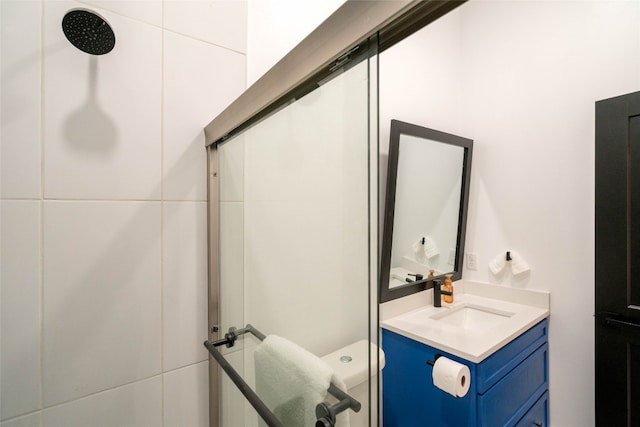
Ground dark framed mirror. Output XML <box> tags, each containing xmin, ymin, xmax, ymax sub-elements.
<box><xmin>379</xmin><ymin>120</ymin><xmax>473</xmax><ymax>303</ymax></box>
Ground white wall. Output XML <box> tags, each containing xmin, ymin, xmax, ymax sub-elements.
<box><xmin>251</xmin><ymin>1</ymin><xmax>640</xmax><ymax>426</ymax></box>
<box><xmin>385</xmin><ymin>2</ymin><xmax>640</xmax><ymax>426</ymax></box>
<box><xmin>459</xmin><ymin>3</ymin><xmax>638</xmax><ymax>425</ymax></box>
<box><xmin>0</xmin><ymin>1</ymin><xmax>246</xmax><ymax>425</ymax></box>
<box><xmin>246</xmin><ymin>0</ymin><xmax>345</xmax><ymax>86</ymax></box>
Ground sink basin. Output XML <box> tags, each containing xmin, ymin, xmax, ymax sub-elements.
<box><xmin>429</xmin><ymin>304</ymin><xmax>515</xmax><ymax>330</ymax></box>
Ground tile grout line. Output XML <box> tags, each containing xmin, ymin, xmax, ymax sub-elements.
<box><xmin>161</xmin><ymin>27</ymin><xmax>246</xmax><ymax>57</ymax></box>
<box><xmin>7</xmin><ymin>360</ymin><xmax>211</xmax><ymax>420</ymax></box>
<box><xmin>0</xmin><ymin>409</ymin><xmax>43</xmax><ymax>425</ymax></box>
<box><xmin>39</xmin><ymin>0</ymin><xmax>46</xmax><ymax>424</ymax></box>
<box><xmin>72</xmin><ymin>0</ymin><xmax>246</xmax><ymax>56</ymax></box>
<box><xmin>31</xmin><ymin>372</ymin><xmax>160</xmax><ymax>415</ymax></box>
<box><xmin>160</xmin><ymin>1</ymin><xmax>165</xmax><ymax>426</ymax></box>
<box><xmin>25</xmin><ymin>198</ymin><xmax>206</xmax><ymax>203</ymax></box>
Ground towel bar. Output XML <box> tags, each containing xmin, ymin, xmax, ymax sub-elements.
<box><xmin>204</xmin><ymin>324</ymin><xmax>361</xmax><ymax>427</ymax></box>
<box><xmin>204</xmin><ymin>331</ymin><xmax>283</xmax><ymax>427</ymax></box>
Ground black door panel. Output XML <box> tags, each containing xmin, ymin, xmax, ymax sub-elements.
<box><xmin>595</xmin><ymin>91</ymin><xmax>640</xmax><ymax>426</ymax></box>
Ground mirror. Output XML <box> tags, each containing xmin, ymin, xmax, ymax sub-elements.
<box><xmin>379</xmin><ymin>120</ymin><xmax>473</xmax><ymax>302</ymax></box>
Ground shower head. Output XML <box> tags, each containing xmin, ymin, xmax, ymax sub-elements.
<box><xmin>62</xmin><ymin>9</ymin><xmax>115</xmax><ymax>55</ymax></box>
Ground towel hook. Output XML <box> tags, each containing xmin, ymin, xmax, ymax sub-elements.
<box><xmin>506</xmin><ymin>251</ymin><xmax>512</xmax><ymax>261</ymax></box>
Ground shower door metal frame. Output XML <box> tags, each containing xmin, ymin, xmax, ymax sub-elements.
<box><xmin>204</xmin><ymin>0</ymin><xmax>466</xmax><ymax>148</ymax></box>
<box><xmin>207</xmin><ymin>146</ymin><xmax>221</xmax><ymax>425</ymax></box>
<box><xmin>205</xmin><ymin>1</ymin><xmax>467</xmax><ymax>425</ymax></box>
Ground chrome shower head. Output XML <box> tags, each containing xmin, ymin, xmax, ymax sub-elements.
<box><xmin>62</xmin><ymin>9</ymin><xmax>115</xmax><ymax>55</ymax></box>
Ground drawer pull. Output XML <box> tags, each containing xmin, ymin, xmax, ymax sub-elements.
<box><xmin>533</xmin><ymin>422</ymin><xmax>543</xmax><ymax>426</ymax></box>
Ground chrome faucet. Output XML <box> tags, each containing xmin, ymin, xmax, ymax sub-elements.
<box><xmin>404</xmin><ymin>276</ymin><xmax>452</xmax><ymax>307</ymax></box>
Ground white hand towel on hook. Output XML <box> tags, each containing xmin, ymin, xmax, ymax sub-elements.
<box><xmin>412</xmin><ymin>236</ymin><xmax>439</xmax><ymax>259</ymax></box>
<box><xmin>411</xmin><ymin>239</ymin><xmax>423</xmax><ymax>255</ymax></box>
<box><xmin>423</xmin><ymin>236</ymin><xmax>439</xmax><ymax>259</ymax></box>
<box><xmin>509</xmin><ymin>250</ymin><xmax>530</xmax><ymax>275</ymax></box>
<box><xmin>489</xmin><ymin>253</ymin><xmax>507</xmax><ymax>275</ymax></box>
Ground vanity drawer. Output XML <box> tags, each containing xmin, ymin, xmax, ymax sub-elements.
<box><xmin>477</xmin><ymin>342</ymin><xmax>548</xmax><ymax>426</ymax></box>
<box><xmin>515</xmin><ymin>391</ymin><xmax>548</xmax><ymax>427</ymax></box>
<box><xmin>476</xmin><ymin>319</ymin><xmax>548</xmax><ymax>394</ymax></box>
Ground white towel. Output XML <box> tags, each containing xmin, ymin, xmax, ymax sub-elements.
<box><xmin>423</xmin><ymin>236</ymin><xmax>439</xmax><ymax>259</ymax></box>
<box><xmin>254</xmin><ymin>335</ymin><xmax>349</xmax><ymax>427</ymax></box>
<box><xmin>411</xmin><ymin>238</ymin><xmax>423</xmax><ymax>254</ymax></box>
<box><xmin>489</xmin><ymin>252</ymin><xmax>507</xmax><ymax>275</ymax></box>
<box><xmin>509</xmin><ymin>250</ymin><xmax>530</xmax><ymax>275</ymax></box>
<box><xmin>489</xmin><ymin>251</ymin><xmax>531</xmax><ymax>275</ymax></box>
<box><xmin>412</xmin><ymin>236</ymin><xmax>439</xmax><ymax>259</ymax></box>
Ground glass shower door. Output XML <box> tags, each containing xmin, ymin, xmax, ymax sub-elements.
<box><xmin>212</xmin><ymin>43</ymin><xmax>378</xmax><ymax>427</ymax></box>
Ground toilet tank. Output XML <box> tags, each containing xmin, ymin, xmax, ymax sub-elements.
<box><xmin>322</xmin><ymin>340</ymin><xmax>386</xmax><ymax>389</ymax></box>
<box><xmin>321</xmin><ymin>340</ymin><xmax>386</xmax><ymax>427</ymax></box>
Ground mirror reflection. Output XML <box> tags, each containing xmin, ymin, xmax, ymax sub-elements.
<box><xmin>380</xmin><ymin>120</ymin><xmax>472</xmax><ymax>302</ymax></box>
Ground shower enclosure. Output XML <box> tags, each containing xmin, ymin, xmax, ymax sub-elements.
<box><xmin>203</xmin><ymin>1</ymin><xmax>465</xmax><ymax>425</ymax></box>
<box><xmin>211</xmin><ymin>52</ymin><xmax>377</xmax><ymax>426</ymax></box>
<box><xmin>208</xmin><ymin>43</ymin><xmax>378</xmax><ymax>427</ymax></box>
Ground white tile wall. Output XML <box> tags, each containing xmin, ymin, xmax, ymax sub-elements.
<box><xmin>164</xmin><ymin>0</ymin><xmax>247</xmax><ymax>53</ymax></box>
<box><xmin>163</xmin><ymin>362</ymin><xmax>209</xmax><ymax>427</ymax></box>
<box><xmin>42</xmin><ymin>376</ymin><xmax>162</xmax><ymax>427</ymax></box>
<box><xmin>162</xmin><ymin>202</ymin><xmax>208</xmax><ymax>371</ymax></box>
<box><xmin>43</xmin><ymin>1</ymin><xmax>162</xmax><ymax>200</ymax></box>
<box><xmin>0</xmin><ymin>201</ymin><xmax>42</xmax><ymax>420</ymax></box>
<box><xmin>1</xmin><ymin>0</ymin><xmax>246</xmax><ymax>423</ymax></box>
<box><xmin>0</xmin><ymin>1</ymin><xmax>42</xmax><ymax>198</ymax></box>
<box><xmin>239</xmin><ymin>62</ymin><xmax>370</xmax><ymax>356</ymax></box>
<box><xmin>243</xmin><ymin>200</ymin><xmax>368</xmax><ymax>356</ymax></box>
<box><xmin>163</xmin><ymin>31</ymin><xmax>246</xmax><ymax>201</ymax></box>
<box><xmin>245</xmin><ymin>0</ymin><xmax>345</xmax><ymax>85</ymax></box>
<box><xmin>43</xmin><ymin>201</ymin><xmax>162</xmax><ymax>406</ymax></box>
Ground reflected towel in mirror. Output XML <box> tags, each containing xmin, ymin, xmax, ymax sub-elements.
<box><xmin>254</xmin><ymin>335</ymin><xmax>349</xmax><ymax>427</ymax></box>
<box><xmin>412</xmin><ymin>236</ymin><xmax>439</xmax><ymax>259</ymax></box>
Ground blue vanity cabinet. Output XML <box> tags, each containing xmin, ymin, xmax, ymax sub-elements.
<box><xmin>382</xmin><ymin>319</ymin><xmax>548</xmax><ymax>427</ymax></box>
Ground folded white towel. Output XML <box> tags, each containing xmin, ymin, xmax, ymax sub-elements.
<box><xmin>423</xmin><ymin>236</ymin><xmax>439</xmax><ymax>259</ymax></box>
<box><xmin>509</xmin><ymin>250</ymin><xmax>530</xmax><ymax>275</ymax></box>
<box><xmin>411</xmin><ymin>238</ymin><xmax>423</xmax><ymax>254</ymax></box>
<box><xmin>489</xmin><ymin>253</ymin><xmax>507</xmax><ymax>275</ymax></box>
<box><xmin>254</xmin><ymin>335</ymin><xmax>349</xmax><ymax>427</ymax></box>
<box><xmin>412</xmin><ymin>236</ymin><xmax>439</xmax><ymax>259</ymax></box>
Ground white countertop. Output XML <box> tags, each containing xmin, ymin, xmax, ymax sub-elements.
<box><xmin>380</xmin><ymin>281</ymin><xmax>549</xmax><ymax>363</ymax></box>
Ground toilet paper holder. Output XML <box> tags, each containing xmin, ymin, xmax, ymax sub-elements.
<box><xmin>426</xmin><ymin>354</ymin><xmax>442</xmax><ymax>367</ymax></box>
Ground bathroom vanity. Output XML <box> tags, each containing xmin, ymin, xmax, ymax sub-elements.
<box><xmin>380</xmin><ymin>282</ymin><xmax>549</xmax><ymax>426</ymax></box>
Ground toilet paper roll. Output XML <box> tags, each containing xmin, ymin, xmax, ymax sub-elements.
<box><xmin>432</xmin><ymin>357</ymin><xmax>471</xmax><ymax>397</ymax></box>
